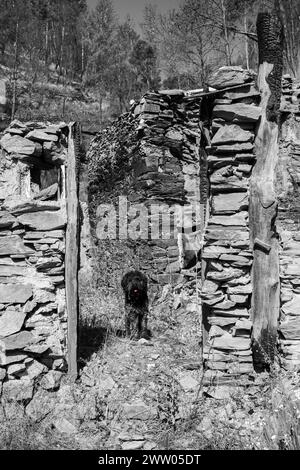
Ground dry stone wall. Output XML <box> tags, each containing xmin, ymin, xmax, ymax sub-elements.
<box><xmin>0</xmin><ymin>120</ymin><xmax>69</xmax><ymax>401</ymax></box>
<box><xmin>201</xmin><ymin>67</ymin><xmax>261</xmax><ymax>384</ymax></box>
<box><xmin>87</xmin><ymin>90</ymin><xmax>205</xmax><ymax>301</ymax></box>
<box><xmin>276</xmin><ymin>75</ymin><xmax>300</xmax><ymax>371</ymax></box>
<box><xmin>132</xmin><ymin>89</ymin><xmax>203</xmax><ymax>283</ymax></box>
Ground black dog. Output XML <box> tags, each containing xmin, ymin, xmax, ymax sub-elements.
<box><xmin>121</xmin><ymin>270</ymin><xmax>149</xmax><ymax>340</ymax></box>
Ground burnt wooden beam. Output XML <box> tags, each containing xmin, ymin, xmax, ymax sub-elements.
<box><xmin>249</xmin><ymin>10</ymin><xmax>283</xmax><ymax>370</ymax></box>
<box><xmin>66</xmin><ymin>122</ymin><xmax>80</xmax><ymax>381</ymax></box>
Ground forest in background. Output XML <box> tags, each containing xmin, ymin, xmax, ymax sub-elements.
<box><xmin>0</xmin><ymin>0</ymin><xmax>299</xmax><ymax>124</ymax></box>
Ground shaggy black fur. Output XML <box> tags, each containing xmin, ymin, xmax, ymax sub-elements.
<box><xmin>121</xmin><ymin>270</ymin><xmax>149</xmax><ymax>339</ymax></box>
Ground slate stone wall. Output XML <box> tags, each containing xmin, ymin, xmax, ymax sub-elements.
<box><xmin>201</xmin><ymin>67</ymin><xmax>261</xmax><ymax>385</ymax></box>
<box><xmin>276</xmin><ymin>75</ymin><xmax>300</xmax><ymax>371</ymax></box>
<box><xmin>0</xmin><ymin>120</ymin><xmax>69</xmax><ymax>400</ymax></box>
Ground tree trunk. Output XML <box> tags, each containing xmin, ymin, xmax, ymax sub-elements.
<box><xmin>249</xmin><ymin>10</ymin><xmax>283</xmax><ymax>370</ymax></box>
<box><xmin>45</xmin><ymin>20</ymin><xmax>49</xmax><ymax>68</ymax></box>
<box><xmin>99</xmin><ymin>93</ymin><xmax>103</xmax><ymax>128</ymax></box>
<box><xmin>11</xmin><ymin>18</ymin><xmax>19</xmax><ymax>121</ymax></box>
<box><xmin>220</xmin><ymin>0</ymin><xmax>231</xmax><ymax>66</ymax></box>
<box><xmin>244</xmin><ymin>9</ymin><xmax>249</xmax><ymax>69</ymax></box>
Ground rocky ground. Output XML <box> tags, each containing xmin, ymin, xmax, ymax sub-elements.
<box><xmin>1</xmin><ymin>280</ymin><xmax>299</xmax><ymax>450</ymax></box>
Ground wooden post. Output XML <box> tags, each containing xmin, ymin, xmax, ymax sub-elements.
<box><xmin>249</xmin><ymin>11</ymin><xmax>283</xmax><ymax>369</ymax></box>
<box><xmin>66</xmin><ymin>122</ymin><xmax>80</xmax><ymax>381</ymax></box>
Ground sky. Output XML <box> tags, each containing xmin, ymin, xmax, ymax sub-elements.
<box><xmin>87</xmin><ymin>0</ymin><xmax>181</xmax><ymax>32</ymax></box>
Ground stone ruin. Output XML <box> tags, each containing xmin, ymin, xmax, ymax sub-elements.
<box><xmin>0</xmin><ymin>121</ymin><xmax>72</xmax><ymax>401</ymax></box>
<box><xmin>1</xmin><ymin>64</ymin><xmax>300</xmax><ymax>403</ymax></box>
<box><xmin>87</xmin><ymin>65</ymin><xmax>300</xmax><ymax>390</ymax></box>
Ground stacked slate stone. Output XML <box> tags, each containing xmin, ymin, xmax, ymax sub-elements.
<box><xmin>201</xmin><ymin>67</ymin><xmax>261</xmax><ymax>385</ymax></box>
<box><xmin>277</xmin><ymin>77</ymin><xmax>300</xmax><ymax>370</ymax></box>
<box><xmin>279</xmin><ymin>231</ymin><xmax>300</xmax><ymax>370</ymax></box>
<box><xmin>0</xmin><ymin>120</ymin><xmax>68</xmax><ymax>400</ymax></box>
<box><xmin>132</xmin><ymin>89</ymin><xmax>202</xmax><ymax>286</ymax></box>
<box><xmin>280</xmin><ymin>74</ymin><xmax>300</xmax><ymax>114</ymax></box>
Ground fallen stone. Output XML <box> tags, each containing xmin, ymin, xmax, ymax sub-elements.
<box><xmin>117</xmin><ymin>431</ymin><xmax>146</xmax><ymax>442</ymax></box>
<box><xmin>96</xmin><ymin>375</ymin><xmax>116</xmax><ymax>396</ymax></box>
<box><xmin>123</xmin><ymin>400</ymin><xmax>153</xmax><ymax>420</ymax></box>
<box><xmin>2</xmin><ymin>378</ymin><xmax>34</xmax><ymax>402</ymax></box>
<box><xmin>121</xmin><ymin>441</ymin><xmax>145</xmax><ymax>450</ymax></box>
<box><xmin>204</xmin><ymin>385</ymin><xmax>232</xmax><ymax>400</ymax></box>
<box><xmin>53</xmin><ymin>417</ymin><xmax>77</xmax><ymax>435</ymax></box>
<box><xmin>40</xmin><ymin>370</ymin><xmax>64</xmax><ymax>391</ymax></box>
<box><xmin>178</xmin><ymin>372</ymin><xmax>198</xmax><ymax>392</ymax></box>
<box><xmin>0</xmin><ymin>308</ymin><xmax>26</xmax><ymax>337</ymax></box>
<box><xmin>143</xmin><ymin>442</ymin><xmax>157</xmax><ymax>450</ymax></box>
<box><xmin>25</xmin><ymin>388</ymin><xmax>57</xmax><ymax>421</ymax></box>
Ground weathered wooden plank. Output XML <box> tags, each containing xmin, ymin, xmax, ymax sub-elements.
<box><xmin>249</xmin><ymin>11</ymin><xmax>283</xmax><ymax>369</ymax></box>
<box><xmin>66</xmin><ymin>122</ymin><xmax>80</xmax><ymax>381</ymax></box>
